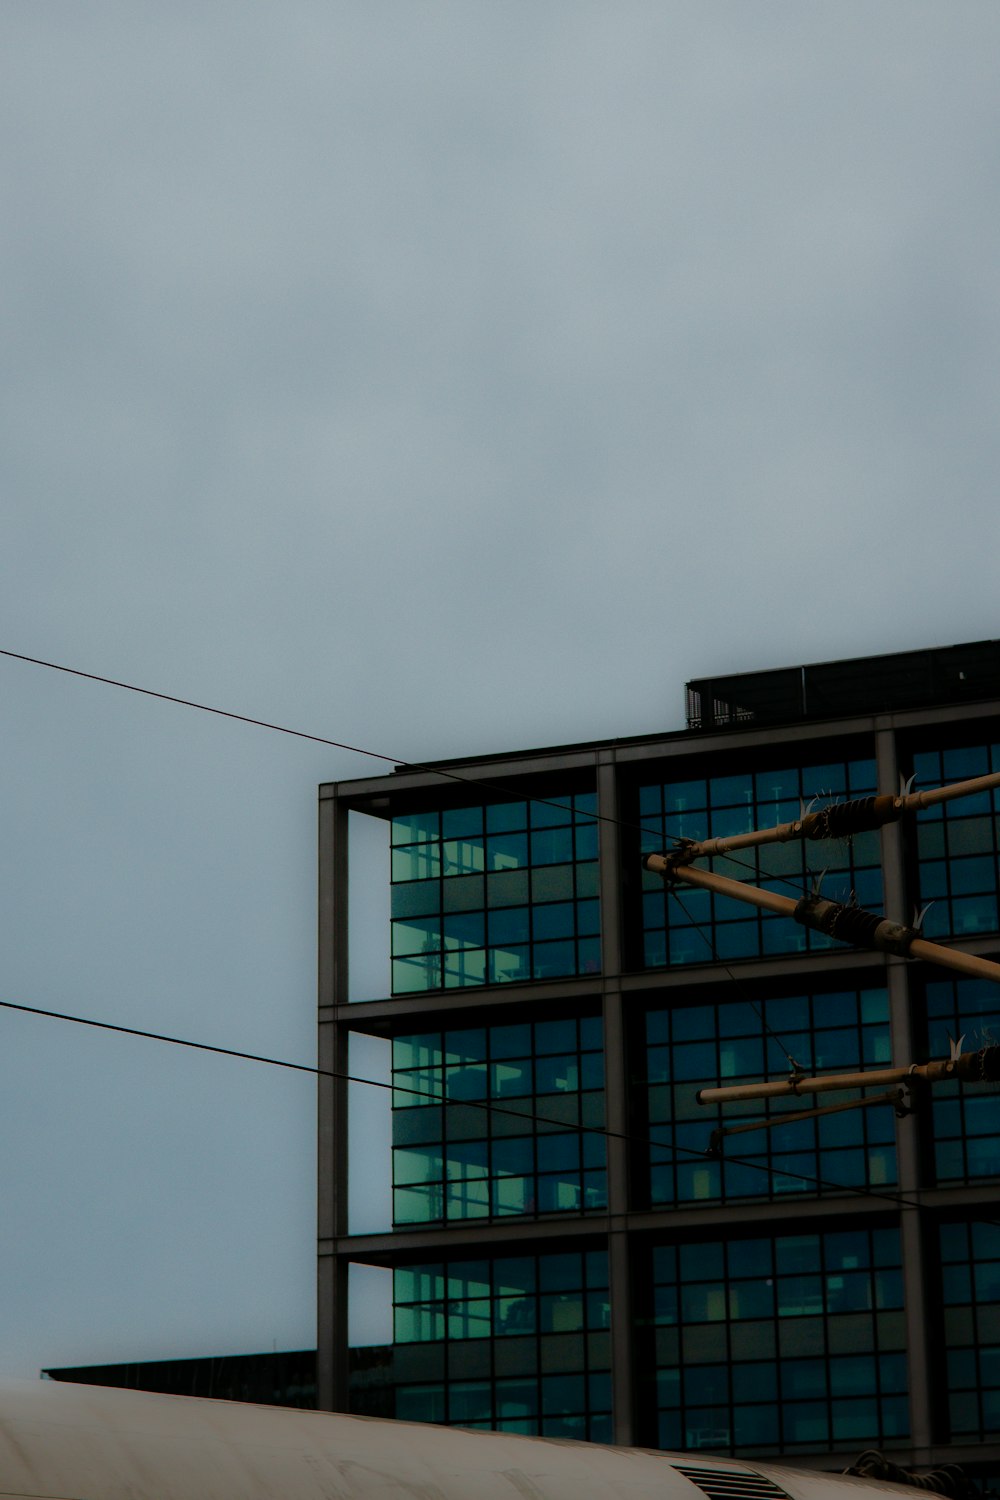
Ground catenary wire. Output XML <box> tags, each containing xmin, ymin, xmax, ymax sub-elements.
<box><xmin>0</xmin><ymin>645</ymin><xmax>815</xmax><ymax>898</ymax></box>
<box><xmin>0</xmin><ymin>643</ymin><xmax>917</xmax><ymax>1109</ymax></box>
<box><xmin>3</xmin><ymin>993</ymin><xmax>999</xmax><ymax>1230</ymax></box>
<box><xmin>0</xmin><ymin>644</ymin><xmax>898</xmax><ymax>1075</ymax></box>
<box><xmin>3</xmin><ymin>646</ymin><xmax>994</xmax><ymax>1218</ymax></box>
<box><xmin>5</xmin><ymin>634</ymin><xmax>920</xmax><ymax>1082</ymax></box>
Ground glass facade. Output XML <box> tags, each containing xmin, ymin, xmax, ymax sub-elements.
<box><xmin>638</xmin><ymin>753</ymin><xmax>880</xmax><ymax>967</ymax></box>
<box><xmin>326</xmin><ymin>662</ymin><xmax>1000</xmax><ymax>1464</ymax></box>
<box><xmin>390</xmin><ymin>794</ymin><xmax>600</xmax><ymax>994</ymax></box>
<box><xmin>925</xmin><ymin>979</ymin><xmax>1000</xmax><ymax>1185</ymax></box>
<box><xmin>646</xmin><ymin>1227</ymin><xmax>908</xmax><ymax>1455</ymax></box>
<box><xmin>392</xmin><ymin>1018</ymin><xmax>606</xmax><ymax>1225</ymax></box>
<box><xmin>941</xmin><ymin>1219</ymin><xmax>1000</xmax><ymax>1442</ymax></box>
<box><xmin>643</xmin><ymin>988</ymin><xmax>896</xmax><ymax>1206</ymax></box>
<box><xmin>392</xmin><ymin>1250</ymin><xmax>612</xmax><ymax>1440</ymax></box>
<box><xmin>912</xmin><ymin>740</ymin><xmax>1000</xmax><ymax>941</ymax></box>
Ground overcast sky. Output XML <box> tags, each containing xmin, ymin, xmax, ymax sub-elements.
<box><xmin>2</xmin><ymin>1</ymin><xmax>1000</xmax><ymax>1380</ymax></box>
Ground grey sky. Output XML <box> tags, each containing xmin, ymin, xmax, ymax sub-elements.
<box><xmin>2</xmin><ymin>2</ymin><xmax>999</xmax><ymax>1377</ymax></box>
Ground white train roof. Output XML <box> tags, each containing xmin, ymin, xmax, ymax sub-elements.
<box><xmin>0</xmin><ymin>1380</ymin><xmax>921</xmax><ymax>1500</ymax></box>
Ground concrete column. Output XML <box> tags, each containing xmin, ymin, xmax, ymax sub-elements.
<box><xmin>598</xmin><ymin>756</ymin><xmax>635</xmax><ymax>1444</ymax></box>
<box><xmin>876</xmin><ymin>725</ymin><xmax>933</xmax><ymax>1453</ymax></box>
<box><xmin>318</xmin><ymin>790</ymin><xmax>351</xmax><ymax>1411</ymax></box>
<box><xmin>317</xmin><ymin>1251</ymin><xmax>350</xmax><ymax>1415</ymax></box>
<box><xmin>604</xmin><ymin>973</ymin><xmax>635</xmax><ymax>1445</ymax></box>
<box><xmin>597</xmin><ymin>754</ymin><xmax>622</xmax><ymax>980</ymax></box>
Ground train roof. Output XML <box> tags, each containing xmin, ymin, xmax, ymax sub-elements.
<box><xmin>0</xmin><ymin>1379</ymin><xmax>921</xmax><ymax>1500</ymax></box>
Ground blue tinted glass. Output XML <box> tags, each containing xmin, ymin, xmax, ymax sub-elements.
<box><xmin>664</xmin><ymin>780</ymin><xmax>707</xmax><ymax>813</ymax></box>
<box><xmin>442</xmin><ymin>806</ymin><xmax>483</xmax><ymax>839</ymax></box>
<box><xmin>536</xmin><ymin>1134</ymin><xmax>580</xmax><ymax>1171</ymax></box>
<box><xmin>392</xmin><ymin>811</ymin><xmax>440</xmax><ymax>845</ymax></box>
<box><xmin>443</xmin><ymin>912</ymin><xmax>485</xmax><ymax>950</ymax></box>
<box><xmin>442</xmin><ymin>837</ymin><xmax>483</xmax><ymax>875</ymax></box>
<box><xmin>719</xmin><ymin>1036</ymin><xmax>763</xmax><ymax>1078</ymax></box>
<box><xmin>727</xmin><ymin>1240</ymin><xmax>773</xmax><ymax>1279</ymax></box>
<box><xmin>579</xmin><ymin>1015</ymin><xmax>602</xmax><ymax>1051</ymax></box>
<box><xmin>756</xmin><ymin>768</ymin><xmax>799</xmax><ymax>801</ymax></box>
<box><xmin>639</xmin><ymin>785</ymin><xmax>662</xmax><ymax>815</ymax></box>
<box><xmin>825</xmin><ymin>1231</ymin><xmax>870</xmax><ymax>1270</ymax></box>
<box><xmin>710</xmin><ymin>805</ymin><xmax>754</xmax><ymax>838</ymax></box>
<box><xmin>645</xmin><ymin>931</ymin><xmax>668</xmax><ymax>966</ymax></box>
<box><xmin>776</xmin><ymin>1236</ymin><xmax>821</xmax><ymax>1274</ymax></box>
<box><xmin>951</xmin><ymin>856</ymin><xmax>997</xmax><ymax>894</ymax></box>
<box><xmin>486</xmin><ymin>801</ymin><xmax>528</xmax><ymax>832</ymax></box>
<box><xmin>393</xmin><ymin>845</ymin><xmax>441</xmax><ymax>882</ymax></box>
<box><xmin>535</xmin><ymin>1018</ymin><xmax>576</xmax><ymax>1054</ymax></box>
<box><xmin>803</xmin><ymin>764</ymin><xmax>848</xmax><ymax>798</ymax></box>
<box><xmin>972</xmin><ymin>1222</ymin><xmax>1000</xmax><ymax>1259</ymax></box>
<box><xmin>531</xmin><ymin>827</ymin><xmax>575</xmax><ymax>865</ymax></box>
<box><xmin>492</xmin><ymin>1138</ymin><xmax>533</xmax><ymax>1174</ymax></box>
<box><xmin>492</xmin><ymin>1058</ymin><xmax>531</xmax><ymax>1096</ymax></box>
<box><xmin>530</xmin><ymin>799</ymin><xmax>573</xmax><ymax>829</ymax></box>
<box><xmin>685</xmin><ymin>1364</ymin><xmax>729</xmax><ymax>1404</ymax></box>
<box><xmin>489</xmin><ymin>906</ymin><xmax>531</xmax><ymax>946</ymax></box>
<box><xmin>714</xmin><ymin>922</ymin><xmax>758</xmax><ymax>959</ymax></box>
<box><xmin>765</xmin><ymin>996</ymin><xmax>810</xmax><ymax>1032</ymax></box>
<box><xmin>575</xmin><ymin>822</ymin><xmax>599</xmax><ymax>861</ymax></box>
<box><xmin>396</xmin><ymin>1385</ymin><xmax>446</xmax><ymax>1421</ymax></box>
<box><xmin>680</xmin><ymin>1242</ymin><xmax>724</xmax><ymax>1281</ymax></box>
<box><xmin>944</xmin><ymin>745</ymin><xmax>991</xmax><ymax>780</ymax></box>
<box><xmin>953</xmin><ymin>894</ymin><xmax>999</xmax><ymax>932</ymax></box>
<box><xmin>671</xmin><ymin>1007</ymin><xmax>714</xmax><ymax>1041</ymax></box>
<box><xmin>673</xmin><ymin>1042</ymin><xmax>718</xmax><ymax>1080</ymax></box>
<box><xmin>861</xmin><ymin>988</ymin><xmax>889</xmax><ymax>1023</ymax></box>
<box><xmin>392</xmin><ymin>917</ymin><xmax>441</xmax><ymax>956</ymax></box>
<box><xmin>732</xmin><ymin>1362</ymin><xmax>778</xmax><ymax>1403</ymax></box>
<box><xmin>913</xmin><ymin>750</ymin><xmax>941</xmax><ymax>782</ymax></box>
<box><xmin>712</xmin><ymin>773</ymin><xmax>754</xmax><ymax>805</ymax></box>
<box><xmin>487</xmin><ymin>832</ymin><xmax>529</xmax><ymax>870</ymax></box>
<box><xmin>533</xmin><ymin>902</ymin><xmax>576</xmax><ymax>940</ymax></box>
<box><xmin>444</xmin><ymin>1030</ymin><xmax>486</xmax><ymax>1065</ymax></box>
<box><xmin>580</xmin><ymin>1052</ymin><xmax>604</xmax><ymax>1089</ymax></box>
<box><xmin>848</xmin><ymin>758</ymin><xmax>878</xmax><ymax>792</ymax></box>
<box><xmin>490</xmin><ymin>1023</ymin><xmax>532</xmax><ymax>1059</ymax></box>
<box><xmin>539</xmin><ymin>1253</ymin><xmax>584</xmax><ymax>1291</ymax></box>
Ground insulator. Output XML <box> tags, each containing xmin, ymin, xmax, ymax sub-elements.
<box><xmin>803</xmin><ymin>795</ymin><xmax>898</xmax><ymax>840</ymax></box>
<box><xmin>794</xmin><ymin>895</ymin><xmax>919</xmax><ymax>955</ymax></box>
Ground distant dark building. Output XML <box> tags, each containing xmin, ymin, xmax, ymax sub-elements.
<box><xmin>319</xmin><ymin>640</ymin><xmax>1000</xmax><ymax>1470</ymax></box>
<box><xmin>44</xmin><ymin>1350</ymin><xmax>317</xmax><ymax>1409</ymax></box>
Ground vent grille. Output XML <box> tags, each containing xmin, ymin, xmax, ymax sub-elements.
<box><xmin>673</xmin><ymin>1466</ymin><xmax>792</xmax><ymax>1500</ymax></box>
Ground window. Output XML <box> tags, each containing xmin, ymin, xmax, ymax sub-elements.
<box><xmin>646</xmin><ymin>1228</ymin><xmax>907</xmax><ymax>1455</ymax></box>
<box><xmin>638</xmin><ymin>754</ymin><xmax>880</xmax><ymax>967</ymax></box>
<box><xmin>940</xmin><ymin>1219</ymin><xmax>1000</xmax><ymax>1441</ymax></box>
<box><xmin>392</xmin><ymin>1017</ymin><xmax>606</xmax><ymax>1225</ymax></box>
<box><xmin>391</xmin><ymin>793</ymin><xmax>600</xmax><ymax>993</ymax></box>
<box><xmin>643</xmin><ymin>989</ymin><xmax>895</xmax><ymax>1206</ymax></box>
<box><xmin>924</xmin><ymin>980</ymin><xmax>1000</xmax><ymax>1186</ymax></box>
<box><xmin>910</xmin><ymin>740</ymin><xmax>1000</xmax><ymax>941</ymax></box>
<box><xmin>392</xmin><ymin>1249</ymin><xmax>612</xmax><ymax>1441</ymax></box>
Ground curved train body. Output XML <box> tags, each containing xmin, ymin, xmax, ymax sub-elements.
<box><xmin>0</xmin><ymin>1379</ymin><xmax>923</xmax><ymax>1500</ymax></box>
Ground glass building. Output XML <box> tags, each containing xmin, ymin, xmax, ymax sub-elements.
<box><xmin>318</xmin><ymin>640</ymin><xmax>1000</xmax><ymax>1472</ymax></box>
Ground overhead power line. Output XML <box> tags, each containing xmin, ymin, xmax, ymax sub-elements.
<box><xmin>0</xmin><ymin>645</ymin><xmax>673</xmax><ymax>838</ymax></box>
<box><xmin>5</xmin><ymin>644</ymin><xmax>999</xmax><ymax>1225</ymax></box>
<box><xmin>0</xmin><ymin>644</ymin><xmax>857</xmax><ymax>904</ymax></box>
<box><xmin>0</xmin><ymin>643</ymin><xmax>905</xmax><ymax>1099</ymax></box>
<box><xmin>3</xmin><ymin>993</ymin><xmax>999</xmax><ymax>1232</ymax></box>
